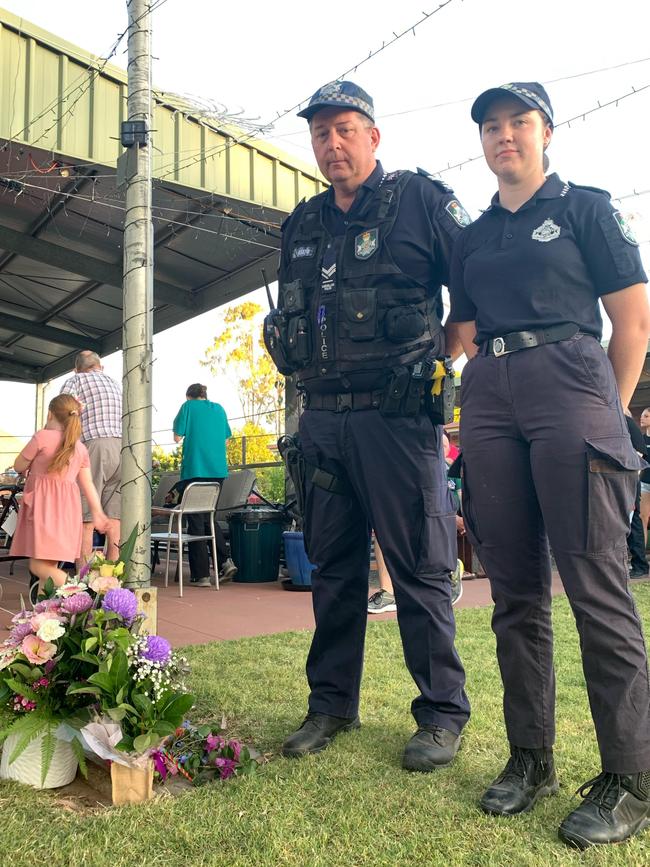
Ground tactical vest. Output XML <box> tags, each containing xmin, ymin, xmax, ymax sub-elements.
<box><xmin>276</xmin><ymin>170</ymin><xmax>444</xmax><ymax>394</ymax></box>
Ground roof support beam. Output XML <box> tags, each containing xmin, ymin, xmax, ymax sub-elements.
<box><xmin>0</xmin><ymin>225</ymin><xmax>195</xmax><ymax>310</ymax></box>
<box><xmin>0</xmin><ymin>312</ymin><xmax>101</xmax><ymax>351</ymax></box>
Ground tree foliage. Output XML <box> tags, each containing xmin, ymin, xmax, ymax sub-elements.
<box><xmin>201</xmin><ymin>301</ymin><xmax>284</xmax><ymax>431</ymax></box>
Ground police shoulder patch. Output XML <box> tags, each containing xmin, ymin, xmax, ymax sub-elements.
<box><xmin>567</xmin><ymin>181</ymin><xmax>611</xmax><ymax>200</ymax></box>
<box><xmin>417</xmin><ymin>166</ymin><xmax>454</xmax><ymax>194</ymax></box>
<box><xmin>445</xmin><ymin>199</ymin><xmax>472</xmax><ymax>228</ymax></box>
<box><xmin>613</xmin><ymin>210</ymin><xmax>639</xmax><ymax>246</ymax></box>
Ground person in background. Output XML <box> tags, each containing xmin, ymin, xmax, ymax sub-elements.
<box><xmin>447</xmin><ymin>80</ymin><xmax>650</xmax><ymax>849</ymax></box>
<box><xmin>10</xmin><ymin>394</ymin><xmax>109</xmax><ymax>594</ymax></box>
<box><xmin>625</xmin><ymin>411</ymin><xmax>649</xmax><ymax>579</ymax></box>
<box><xmin>639</xmin><ymin>407</ymin><xmax>650</xmax><ymax>544</ymax></box>
<box><xmin>60</xmin><ymin>350</ymin><xmax>121</xmax><ymax>561</ymax></box>
<box><xmin>172</xmin><ymin>383</ymin><xmax>237</xmax><ymax>585</ymax></box>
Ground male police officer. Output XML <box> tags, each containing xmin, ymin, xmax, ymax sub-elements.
<box><xmin>268</xmin><ymin>81</ymin><xmax>471</xmax><ymax>770</ymax></box>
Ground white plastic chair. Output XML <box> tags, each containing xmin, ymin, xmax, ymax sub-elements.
<box><xmin>150</xmin><ymin>481</ymin><xmax>221</xmax><ymax>597</ymax></box>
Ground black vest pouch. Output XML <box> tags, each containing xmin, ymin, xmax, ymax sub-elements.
<box><xmin>263</xmin><ymin>311</ymin><xmax>296</xmax><ymax>376</ymax></box>
<box><xmin>384</xmin><ymin>305</ymin><xmax>427</xmax><ymax>342</ymax></box>
<box><xmin>286</xmin><ymin>315</ymin><xmax>312</xmax><ymax>366</ymax></box>
<box><xmin>341</xmin><ymin>288</ymin><xmax>377</xmax><ymax>341</ymax></box>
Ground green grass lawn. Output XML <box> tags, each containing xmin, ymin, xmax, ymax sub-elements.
<box><xmin>2</xmin><ymin>584</ymin><xmax>650</xmax><ymax>866</ymax></box>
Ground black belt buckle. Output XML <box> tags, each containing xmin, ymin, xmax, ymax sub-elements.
<box><xmin>492</xmin><ymin>336</ymin><xmax>515</xmax><ymax>357</ymax></box>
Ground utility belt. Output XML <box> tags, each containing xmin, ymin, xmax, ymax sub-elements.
<box><xmin>303</xmin><ymin>355</ymin><xmax>456</xmax><ymax>425</ymax></box>
<box><xmin>482</xmin><ymin>322</ymin><xmax>579</xmax><ymax>357</ymax></box>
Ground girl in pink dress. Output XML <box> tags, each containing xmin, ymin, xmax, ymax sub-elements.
<box><xmin>10</xmin><ymin>394</ymin><xmax>110</xmax><ymax>590</ymax></box>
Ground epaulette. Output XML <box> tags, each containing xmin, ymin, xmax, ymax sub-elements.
<box><xmin>567</xmin><ymin>181</ymin><xmax>611</xmax><ymax>200</ymax></box>
<box><xmin>416</xmin><ymin>166</ymin><xmax>454</xmax><ymax>194</ymax></box>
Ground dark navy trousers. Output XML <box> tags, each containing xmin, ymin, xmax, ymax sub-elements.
<box><xmin>299</xmin><ymin>407</ymin><xmax>470</xmax><ymax>732</ymax></box>
<box><xmin>460</xmin><ymin>333</ymin><xmax>650</xmax><ymax>773</ymax></box>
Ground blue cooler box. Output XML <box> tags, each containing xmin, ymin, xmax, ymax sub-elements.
<box><xmin>283</xmin><ymin>531</ymin><xmax>315</xmax><ymax>586</ymax></box>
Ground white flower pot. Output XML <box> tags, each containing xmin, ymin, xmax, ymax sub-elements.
<box><xmin>0</xmin><ymin>730</ymin><xmax>78</xmax><ymax>789</ymax></box>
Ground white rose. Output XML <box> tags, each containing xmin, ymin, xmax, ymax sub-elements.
<box><xmin>36</xmin><ymin>619</ymin><xmax>66</xmax><ymax>642</ymax></box>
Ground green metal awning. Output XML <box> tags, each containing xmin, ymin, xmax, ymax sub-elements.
<box><xmin>0</xmin><ymin>7</ymin><xmax>326</xmax><ymax>383</ymax></box>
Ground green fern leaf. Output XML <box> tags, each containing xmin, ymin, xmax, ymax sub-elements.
<box><xmin>40</xmin><ymin>725</ymin><xmax>56</xmax><ymax>786</ymax></box>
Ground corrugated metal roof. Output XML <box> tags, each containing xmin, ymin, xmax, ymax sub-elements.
<box><xmin>0</xmin><ymin>8</ymin><xmax>326</xmax><ymax>383</ymax></box>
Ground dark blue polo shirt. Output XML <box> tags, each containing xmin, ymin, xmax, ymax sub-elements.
<box><xmin>448</xmin><ymin>173</ymin><xmax>647</xmax><ymax>343</ymax></box>
<box><xmin>281</xmin><ymin>161</ymin><xmax>469</xmax><ymax>324</ymax></box>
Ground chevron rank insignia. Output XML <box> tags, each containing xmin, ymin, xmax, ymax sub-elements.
<box><xmin>355</xmin><ymin>228</ymin><xmax>378</xmax><ymax>259</ymax></box>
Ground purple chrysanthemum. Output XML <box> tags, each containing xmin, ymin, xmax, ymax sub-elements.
<box><xmin>11</xmin><ymin>621</ymin><xmax>35</xmax><ymax>642</ymax></box>
<box><xmin>102</xmin><ymin>588</ymin><xmax>138</xmax><ymax>622</ymax></box>
<box><xmin>61</xmin><ymin>591</ymin><xmax>93</xmax><ymax>615</ymax></box>
<box><xmin>140</xmin><ymin>635</ymin><xmax>172</xmax><ymax>664</ymax></box>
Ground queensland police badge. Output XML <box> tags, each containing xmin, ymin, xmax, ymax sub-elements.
<box><xmin>531</xmin><ymin>219</ymin><xmax>561</xmax><ymax>242</ymax></box>
<box><xmin>355</xmin><ymin>228</ymin><xmax>378</xmax><ymax>259</ymax></box>
<box><xmin>613</xmin><ymin>211</ymin><xmax>639</xmax><ymax>246</ymax></box>
<box><xmin>445</xmin><ymin>200</ymin><xmax>472</xmax><ymax>228</ymax></box>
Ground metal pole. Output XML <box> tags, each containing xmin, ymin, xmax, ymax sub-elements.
<box><xmin>121</xmin><ymin>0</ymin><xmax>153</xmax><ymax>587</ymax></box>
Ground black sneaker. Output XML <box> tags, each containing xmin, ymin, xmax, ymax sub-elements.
<box><xmin>367</xmin><ymin>590</ymin><xmax>396</xmax><ymax>614</ymax></box>
<box><xmin>28</xmin><ymin>572</ymin><xmax>40</xmax><ymax>607</ymax></box>
<box><xmin>281</xmin><ymin>712</ymin><xmax>361</xmax><ymax>757</ymax></box>
<box><xmin>480</xmin><ymin>746</ymin><xmax>558</xmax><ymax>815</ymax></box>
<box><xmin>558</xmin><ymin>770</ymin><xmax>650</xmax><ymax>849</ymax></box>
<box><xmin>629</xmin><ymin>568</ymin><xmax>649</xmax><ymax>580</ymax></box>
<box><xmin>402</xmin><ymin>725</ymin><xmax>461</xmax><ymax>771</ymax></box>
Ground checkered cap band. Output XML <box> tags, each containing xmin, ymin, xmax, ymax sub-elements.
<box><xmin>298</xmin><ymin>81</ymin><xmax>374</xmax><ymax>121</ymax></box>
<box><xmin>500</xmin><ymin>84</ymin><xmax>553</xmax><ymax>121</ymax></box>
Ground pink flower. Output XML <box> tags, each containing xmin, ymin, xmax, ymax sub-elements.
<box><xmin>89</xmin><ymin>574</ymin><xmax>121</xmax><ymax>595</ymax></box>
<box><xmin>61</xmin><ymin>591</ymin><xmax>93</xmax><ymax>615</ymax></box>
<box><xmin>31</xmin><ymin>611</ymin><xmax>64</xmax><ymax>632</ymax></box>
<box><xmin>228</xmin><ymin>740</ymin><xmax>242</xmax><ymax>761</ymax></box>
<box><xmin>206</xmin><ymin>734</ymin><xmax>225</xmax><ymax>751</ymax></box>
<box><xmin>56</xmin><ymin>582</ymin><xmax>88</xmax><ymax>598</ymax></box>
<box><xmin>20</xmin><ymin>634</ymin><xmax>57</xmax><ymax>664</ymax></box>
<box><xmin>215</xmin><ymin>757</ymin><xmax>237</xmax><ymax>780</ymax></box>
<box><xmin>33</xmin><ymin>599</ymin><xmax>63</xmax><ymax>614</ymax></box>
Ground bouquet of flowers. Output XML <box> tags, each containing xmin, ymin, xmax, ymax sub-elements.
<box><xmin>151</xmin><ymin>722</ymin><xmax>259</xmax><ymax>786</ymax></box>
<box><xmin>76</xmin><ymin>628</ymin><xmax>194</xmax><ymax>758</ymax></box>
<box><xmin>0</xmin><ymin>582</ymin><xmax>142</xmax><ymax>783</ymax></box>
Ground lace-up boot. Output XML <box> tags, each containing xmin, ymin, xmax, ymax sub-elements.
<box><xmin>480</xmin><ymin>746</ymin><xmax>558</xmax><ymax>815</ymax></box>
<box><xmin>402</xmin><ymin>726</ymin><xmax>461</xmax><ymax>771</ymax></box>
<box><xmin>558</xmin><ymin>770</ymin><xmax>650</xmax><ymax>848</ymax></box>
<box><xmin>281</xmin><ymin>712</ymin><xmax>361</xmax><ymax>757</ymax></box>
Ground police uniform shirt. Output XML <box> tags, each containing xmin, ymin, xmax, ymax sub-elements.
<box><xmin>281</xmin><ymin>161</ymin><xmax>468</xmax><ymax>320</ymax></box>
<box><xmin>448</xmin><ymin>173</ymin><xmax>648</xmax><ymax>344</ymax></box>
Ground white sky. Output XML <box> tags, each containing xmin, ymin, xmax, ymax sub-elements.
<box><xmin>1</xmin><ymin>0</ymin><xmax>650</xmax><ymax>462</ymax></box>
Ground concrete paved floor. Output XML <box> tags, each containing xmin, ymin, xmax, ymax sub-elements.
<box><xmin>0</xmin><ymin>556</ymin><xmax>571</xmax><ymax>648</ymax></box>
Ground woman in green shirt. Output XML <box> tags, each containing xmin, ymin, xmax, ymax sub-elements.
<box><xmin>173</xmin><ymin>383</ymin><xmax>236</xmax><ymax>584</ymax></box>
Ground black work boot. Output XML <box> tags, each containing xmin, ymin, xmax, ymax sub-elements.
<box><xmin>480</xmin><ymin>746</ymin><xmax>558</xmax><ymax>815</ymax></box>
<box><xmin>558</xmin><ymin>770</ymin><xmax>650</xmax><ymax>849</ymax></box>
<box><xmin>402</xmin><ymin>726</ymin><xmax>461</xmax><ymax>771</ymax></box>
<box><xmin>281</xmin><ymin>712</ymin><xmax>360</xmax><ymax>757</ymax></box>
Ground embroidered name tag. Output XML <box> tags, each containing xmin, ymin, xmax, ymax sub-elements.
<box><xmin>292</xmin><ymin>244</ymin><xmax>316</xmax><ymax>260</ymax></box>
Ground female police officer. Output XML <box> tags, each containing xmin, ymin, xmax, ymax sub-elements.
<box><xmin>446</xmin><ymin>82</ymin><xmax>650</xmax><ymax>849</ymax></box>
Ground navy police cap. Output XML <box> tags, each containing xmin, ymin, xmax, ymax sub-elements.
<box><xmin>471</xmin><ymin>82</ymin><xmax>554</xmax><ymax>128</ymax></box>
<box><xmin>297</xmin><ymin>80</ymin><xmax>375</xmax><ymax>123</ymax></box>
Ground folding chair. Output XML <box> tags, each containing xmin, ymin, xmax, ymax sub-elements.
<box><xmin>150</xmin><ymin>481</ymin><xmax>221</xmax><ymax>597</ymax></box>
<box><xmin>150</xmin><ymin>471</ymin><xmax>181</xmax><ymax>569</ymax></box>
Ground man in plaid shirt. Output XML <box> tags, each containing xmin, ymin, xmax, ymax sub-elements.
<box><xmin>60</xmin><ymin>350</ymin><xmax>122</xmax><ymax>561</ymax></box>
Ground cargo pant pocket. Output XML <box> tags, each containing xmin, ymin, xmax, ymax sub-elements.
<box><xmin>414</xmin><ymin>484</ymin><xmax>457</xmax><ymax>578</ymax></box>
<box><xmin>585</xmin><ymin>435</ymin><xmax>643</xmax><ymax>554</ymax></box>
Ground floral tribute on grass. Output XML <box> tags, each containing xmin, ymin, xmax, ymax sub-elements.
<box><xmin>151</xmin><ymin>721</ymin><xmax>260</xmax><ymax>786</ymax></box>
<box><xmin>0</xmin><ymin>530</ymin><xmax>194</xmax><ymax>787</ymax></box>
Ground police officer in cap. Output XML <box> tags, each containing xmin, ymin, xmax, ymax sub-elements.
<box><xmin>268</xmin><ymin>80</ymin><xmax>471</xmax><ymax>769</ymax></box>
<box><xmin>446</xmin><ymin>81</ymin><xmax>650</xmax><ymax>848</ymax></box>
